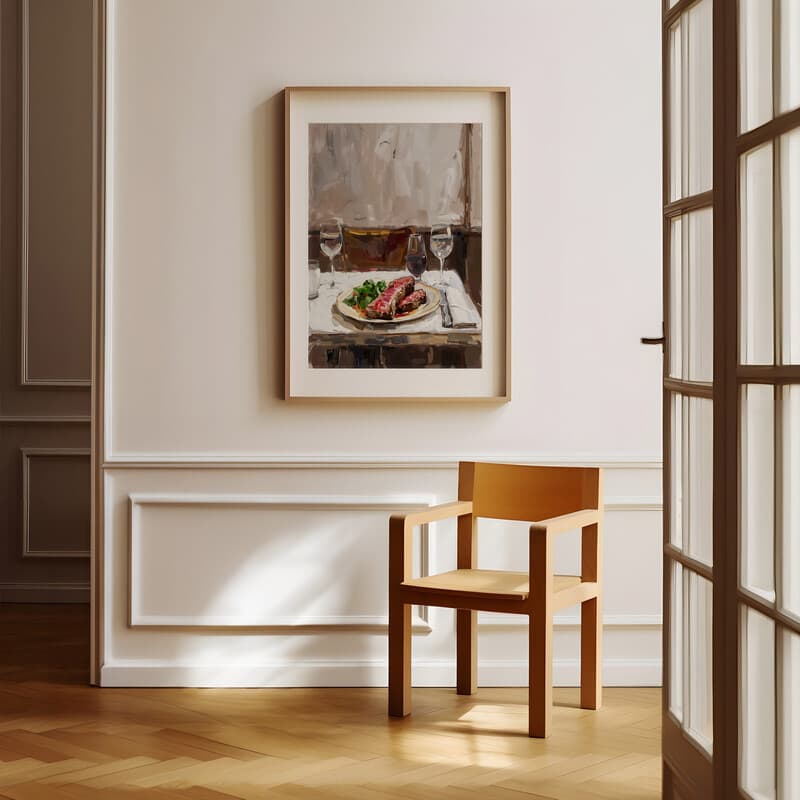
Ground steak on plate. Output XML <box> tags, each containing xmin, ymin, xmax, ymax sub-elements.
<box><xmin>365</xmin><ymin>277</ymin><xmax>415</xmax><ymax>319</ymax></box>
<box><xmin>397</xmin><ymin>289</ymin><xmax>427</xmax><ymax>314</ymax></box>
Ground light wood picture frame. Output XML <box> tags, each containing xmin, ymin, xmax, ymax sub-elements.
<box><xmin>285</xmin><ymin>86</ymin><xmax>510</xmax><ymax>401</ymax></box>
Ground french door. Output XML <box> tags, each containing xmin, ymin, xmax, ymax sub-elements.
<box><xmin>661</xmin><ymin>0</ymin><xmax>800</xmax><ymax>797</ymax></box>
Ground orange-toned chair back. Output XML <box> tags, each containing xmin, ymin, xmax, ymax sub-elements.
<box><xmin>457</xmin><ymin>462</ymin><xmax>601</xmax><ymax>522</ymax></box>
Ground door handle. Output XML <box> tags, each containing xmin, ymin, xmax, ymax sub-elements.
<box><xmin>641</xmin><ymin>322</ymin><xmax>665</xmax><ymax>347</ymax></box>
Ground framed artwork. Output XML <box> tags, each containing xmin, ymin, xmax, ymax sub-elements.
<box><xmin>285</xmin><ymin>86</ymin><xmax>510</xmax><ymax>400</ymax></box>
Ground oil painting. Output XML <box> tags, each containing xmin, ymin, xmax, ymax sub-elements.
<box><xmin>307</xmin><ymin>122</ymin><xmax>483</xmax><ymax>369</ymax></box>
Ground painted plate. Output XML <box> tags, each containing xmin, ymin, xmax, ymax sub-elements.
<box><xmin>335</xmin><ymin>282</ymin><xmax>441</xmax><ymax>325</ymax></box>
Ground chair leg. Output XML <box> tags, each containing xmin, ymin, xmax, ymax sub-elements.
<box><xmin>456</xmin><ymin>609</ymin><xmax>477</xmax><ymax>695</ymax></box>
<box><xmin>529</xmin><ymin>609</ymin><xmax>552</xmax><ymax>737</ymax></box>
<box><xmin>388</xmin><ymin>599</ymin><xmax>411</xmax><ymax>717</ymax></box>
<box><xmin>580</xmin><ymin>597</ymin><xmax>602</xmax><ymax>710</ymax></box>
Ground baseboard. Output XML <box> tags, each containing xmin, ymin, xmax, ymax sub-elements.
<box><xmin>101</xmin><ymin>658</ymin><xmax>662</xmax><ymax>688</ymax></box>
<box><xmin>0</xmin><ymin>582</ymin><xmax>90</xmax><ymax>603</ymax></box>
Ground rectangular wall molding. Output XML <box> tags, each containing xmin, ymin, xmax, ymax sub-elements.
<box><xmin>128</xmin><ymin>493</ymin><xmax>434</xmax><ymax>631</ymax></box>
<box><xmin>22</xmin><ymin>447</ymin><xmax>91</xmax><ymax>557</ymax></box>
<box><xmin>124</xmin><ymin>488</ymin><xmax>661</xmax><ymax>630</ymax></box>
<box><xmin>19</xmin><ymin>0</ymin><xmax>92</xmax><ymax>388</ymax></box>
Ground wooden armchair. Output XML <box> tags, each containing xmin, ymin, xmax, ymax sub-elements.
<box><xmin>388</xmin><ymin>461</ymin><xmax>603</xmax><ymax>738</ymax></box>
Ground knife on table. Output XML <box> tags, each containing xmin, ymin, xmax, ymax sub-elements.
<box><xmin>440</xmin><ymin>288</ymin><xmax>453</xmax><ymax>328</ymax></box>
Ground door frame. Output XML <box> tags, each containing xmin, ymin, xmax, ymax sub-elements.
<box><xmin>89</xmin><ymin>0</ymin><xmax>107</xmax><ymax>687</ymax></box>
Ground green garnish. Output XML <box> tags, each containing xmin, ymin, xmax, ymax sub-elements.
<box><xmin>344</xmin><ymin>279</ymin><xmax>387</xmax><ymax>310</ymax></box>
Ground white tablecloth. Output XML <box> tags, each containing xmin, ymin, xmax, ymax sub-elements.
<box><xmin>309</xmin><ymin>270</ymin><xmax>482</xmax><ymax>336</ymax></box>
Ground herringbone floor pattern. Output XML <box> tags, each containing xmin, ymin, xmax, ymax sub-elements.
<box><xmin>0</xmin><ymin>605</ymin><xmax>661</xmax><ymax>799</ymax></box>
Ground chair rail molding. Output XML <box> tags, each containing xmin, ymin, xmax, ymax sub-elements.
<box><xmin>0</xmin><ymin>415</ymin><xmax>92</xmax><ymax>423</ymax></box>
<box><xmin>103</xmin><ymin>454</ymin><xmax>663</xmax><ymax>470</ymax></box>
<box><xmin>0</xmin><ymin>582</ymin><xmax>89</xmax><ymax>603</ymax></box>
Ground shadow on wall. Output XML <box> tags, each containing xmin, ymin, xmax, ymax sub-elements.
<box><xmin>141</xmin><ymin>509</ymin><xmax>424</xmax><ymax>686</ymax></box>
<box><xmin>251</xmin><ymin>93</ymin><xmax>285</xmax><ymax>404</ymax></box>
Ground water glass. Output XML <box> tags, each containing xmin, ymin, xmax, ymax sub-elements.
<box><xmin>308</xmin><ymin>259</ymin><xmax>320</xmax><ymax>299</ymax></box>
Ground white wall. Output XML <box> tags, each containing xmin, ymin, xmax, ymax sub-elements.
<box><xmin>101</xmin><ymin>0</ymin><xmax>663</xmax><ymax>687</ymax></box>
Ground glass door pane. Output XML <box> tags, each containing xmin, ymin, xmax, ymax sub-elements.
<box><xmin>669</xmin><ymin>210</ymin><xmax>713</xmax><ymax>381</ymax></box>
<box><xmin>670</xmin><ymin>217</ymin><xmax>684</xmax><ymax>378</ymax></box>
<box><xmin>686</xmin><ymin>0</ymin><xmax>712</xmax><ymax>197</ymax></box>
<box><xmin>687</xmin><ymin>210</ymin><xmax>713</xmax><ymax>382</ymax></box>
<box><xmin>783</xmin><ymin>385</ymin><xmax>800</xmax><ymax>619</ymax></box>
<box><xmin>671</xmin><ymin>393</ymin><xmax>684</xmax><ymax>549</ymax></box>
<box><xmin>779</xmin><ymin>628</ymin><xmax>800</xmax><ymax>799</ymax></box>
<box><xmin>740</xmin><ymin>143</ymin><xmax>775</xmax><ymax>365</ymax></box>
<box><xmin>741</xmin><ymin>384</ymin><xmax>776</xmax><ymax>602</ymax></box>
<box><xmin>669</xmin><ymin>0</ymin><xmax>713</xmax><ymax>201</ymax></box>
<box><xmin>671</xmin><ymin>394</ymin><xmax>713</xmax><ymax>566</ymax></box>
<box><xmin>687</xmin><ymin>398</ymin><xmax>713</xmax><ymax>565</ymax></box>
<box><xmin>741</xmin><ymin>606</ymin><xmax>776</xmax><ymax>799</ymax></box>
<box><xmin>782</xmin><ymin>129</ymin><xmax>800</xmax><ymax>364</ymax></box>
<box><xmin>740</xmin><ymin>0</ymin><xmax>773</xmax><ymax>132</ymax></box>
<box><xmin>669</xmin><ymin>20</ymin><xmax>683</xmax><ymax>201</ymax></box>
<box><xmin>778</xmin><ymin>0</ymin><xmax>800</xmax><ymax>115</ymax></box>
<box><xmin>687</xmin><ymin>572</ymin><xmax>713</xmax><ymax>751</ymax></box>
<box><xmin>669</xmin><ymin>561</ymin><xmax>714</xmax><ymax>753</ymax></box>
<box><xmin>670</xmin><ymin>560</ymin><xmax>684</xmax><ymax>721</ymax></box>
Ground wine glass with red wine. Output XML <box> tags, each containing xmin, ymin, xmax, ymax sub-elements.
<box><xmin>405</xmin><ymin>233</ymin><xmax>428</xmax><ymax>284</ymax></box>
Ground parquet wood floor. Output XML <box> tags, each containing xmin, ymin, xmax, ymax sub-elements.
<box><xmin>0</xmin><ymin>605</ymin><xmax>661</xmax><ymax>799</ymax></box>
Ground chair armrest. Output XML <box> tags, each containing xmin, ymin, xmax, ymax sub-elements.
<box><xmin>390</xmin><ymin>501</ymin><xmax>473</xmax><ymax>532</ymax></box>
<box><xmin>529</xmin><ymin>508</ymin><xmax>601</xmax><ymax>538</ymax></box>
<box><xmin>389</xmin><ymin>501</ymin><xmax>473</xmax><ymax>585</ymax></box>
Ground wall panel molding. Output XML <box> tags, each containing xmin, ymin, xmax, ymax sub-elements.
<box><xmin>604</xmin><ymin>496</ymin><xmax>662</xmax><ymax>511</ymax></box>
<box><xmin>22</xmin><ymin>447</ymin><xmax>91</xmax><ymax>557</ymax></box>
<box><xmin>128</xmin><ymin>492</ymin><xmax>434</xmax><ymax>631</ymax></box>
<box><xmin>19</xmin><ymin>0</ymin><xmax>92</xmax><ymax>388</ymax></box>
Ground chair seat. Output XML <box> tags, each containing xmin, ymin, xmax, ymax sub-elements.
<box><xmin>401</xmin><ymin>569</ymin><xmax>582</xmax><ymax>601</ymax></box>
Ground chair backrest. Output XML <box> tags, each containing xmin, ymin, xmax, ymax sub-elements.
<box><xmin>457</xmin><ymin>462</ymin><xmax>601</xmax><ymax>522</ymax></box>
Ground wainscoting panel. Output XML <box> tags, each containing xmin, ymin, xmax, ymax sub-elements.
<box><xmin>102</xmin><ymin>463</ymin><xmax>662</xmax><ymax>688</ymax></box>
<box><xmin>128</xmin><ymin>493</ymin><xmax>432</xmax><ymax>630</ymax></box>
<box><xmin>20</xmin><ymin>0</ymin><xmax>92</xmax><ymax>386</ymax></box>
<box><xmin>23</xmin><ymin>448</ymin><xmax>91</xmax><ymax>557</ymax></box>
<box><xmin>0</xmin><ymin>427</ymin><xmax>90</xmax><ymax>600</ymax></box>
